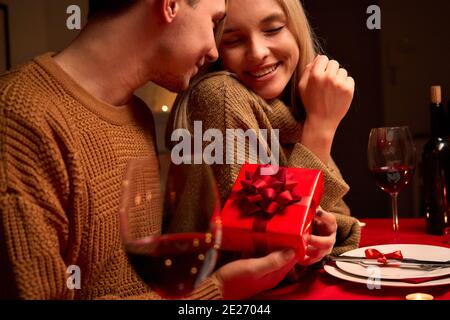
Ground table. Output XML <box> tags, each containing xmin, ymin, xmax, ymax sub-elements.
<box><xmin>258</xmin><ymin>219</ymin><xmax>450</xmax><ymax>300</ymax></box>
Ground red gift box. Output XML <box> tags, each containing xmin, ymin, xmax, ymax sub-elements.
<box><xmin>218</xmin><ymin>164</ymin><xmax>323</xmax><ymax>265</ymax></box>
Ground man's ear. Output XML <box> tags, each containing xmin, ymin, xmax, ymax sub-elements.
<box><xmin>161</xmin><ymin>0</ymin><xmax>180</xmax><ymax>23</ymax></box>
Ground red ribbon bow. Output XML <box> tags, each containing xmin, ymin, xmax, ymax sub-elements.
<box><xmin>365</xmin><ymin>248</ymin><xmax>404</xmax><ymax>264</ymax></box>
<box><xmin>235</xmin><ymin>165</ymin><xmax>302</xmax><ymax>217</ymax></box>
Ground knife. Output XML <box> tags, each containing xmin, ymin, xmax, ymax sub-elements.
<box><xmin>327</xmin><ymin>255</ymin><xmax>450</xmax><ymax>266</ymax></box>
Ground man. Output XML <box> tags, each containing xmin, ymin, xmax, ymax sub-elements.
<box><xmin>0</xmin><ymin>0</ymin><xmax>299</xmax><ymax>299</ymax></box>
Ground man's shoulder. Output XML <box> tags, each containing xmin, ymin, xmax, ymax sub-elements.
<box><xmin>0</xmin><ymin>59</ymin><xmax>59</xmax><ymax>120</ymax></box>
<box><xmin>0</xmin><ymin>58</ymin><xmax>45</xmax><ymax>88</ymax></box>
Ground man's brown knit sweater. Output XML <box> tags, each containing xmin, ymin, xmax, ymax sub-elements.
<box><xmin>0</xmin><ymin>53</ymin><xmax>222</xmax><ymax>300</ymax></box>
<box><xmin>179</xmin><ymin>73</ymin><xmax>361</xmax><ymax>255</ymax></box>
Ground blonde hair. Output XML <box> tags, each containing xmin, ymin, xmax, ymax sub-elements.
<box><xmin>167</xmin><ymin>0</ymin><xmax>321</xmax><ymax>146</ymax></box>
<box><xmin>278</xmin><ymin>0</ymin><xmax>321</xmax><ymax>119</ymax></box>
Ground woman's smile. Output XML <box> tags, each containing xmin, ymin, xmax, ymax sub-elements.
<box><xmin>246</xmin><ymin>62</ymin><xmax>281</xmax><ymax>80</ymax></box>
<box><xmin>219</xmin><ymin>0</ymin><xmax>299</xmax><ymax>100</ymax></box>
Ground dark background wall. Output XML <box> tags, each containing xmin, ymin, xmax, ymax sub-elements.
<box><xmin>302</xmin><ymin>0</ymin><xmax>385</xmax><ymax>219</ymax></box>
<box><xmin>303</xmin><ymin>0</ymin><xmax>450</xmax><ymax>219</ymax></box>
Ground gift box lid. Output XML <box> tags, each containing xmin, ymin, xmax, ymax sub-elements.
<box><xmin>220</xmin><ymin>164</ymin><xmax>324</xmax><ymax>234</ymax></box>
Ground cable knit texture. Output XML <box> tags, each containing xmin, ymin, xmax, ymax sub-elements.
<box><xmin>0</xmin><ymin>53</ymin><xmax>222</xmax><ymax>300</ymax></box>
<box><xmin>183</xmin><ymin>74</ymin><xmax>360</xmax><ymax>255</ymax></box>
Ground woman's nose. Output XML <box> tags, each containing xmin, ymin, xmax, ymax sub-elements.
<box><xmin>246</xmin><ymin>37</ymin><xmax>270</xmax><ymax>62</ymax></box>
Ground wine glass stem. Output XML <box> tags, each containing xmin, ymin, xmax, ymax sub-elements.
<box><xmin>391</xmin><ymin>192</ymin><xmax>399</xmax><ymax>232</ymax></box>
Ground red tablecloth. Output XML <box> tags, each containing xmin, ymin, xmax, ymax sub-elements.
<box><xmin>258</xmin><ymin>219</ymin><xmax>450</xmax><ymax>300</ymax></box>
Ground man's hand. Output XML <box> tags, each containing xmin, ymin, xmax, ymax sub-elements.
<box><xmin>211</xmin><ymin>249</ymin><xmax>297</xmax><ymax>299</ymax></box>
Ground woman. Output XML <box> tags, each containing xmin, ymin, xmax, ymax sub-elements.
<box><xmin>168</xmin><ymin>0</ymin><xmax>360</xmax><ymax>263</ymax></box>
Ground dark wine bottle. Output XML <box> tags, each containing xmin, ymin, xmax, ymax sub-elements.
<box><xmin>422</xmin><ymin>86</ymin><xmax>450</xmax><ymax>235</ymax></box>
<box><xmin>447</xmin><ymin>99</ymin><xmax>450</xmax><ymax>137</ymax></box>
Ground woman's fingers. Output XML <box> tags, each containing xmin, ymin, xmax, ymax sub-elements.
<box><xmin>299</xmin><ymin>62</ymin><xmax>313</xmax><ymax>91</ymax></box>
<box><xmin>304</xmin><ymin>245</ymin><xmax>327</xmax><ymax>265</ymax></box>
<box><xmin>303</xmin><ymin>209</ymin><xmax>338</xmax><ymax>265</ymax></box>
<box><xmin>305</xmin><ymin>235</ymin><xmax>335</xmax><ymax>265</ymax></box>
<box><xmin>346</xmin><ymin>76</ymin><xmax>355</xmax><ymax>90</ymax></box>
<box><xmin>308</xmin><ymin>234</ymin><xmax>336</xmax><ymax>250</ymax></box>
<box><xmin>313</xmin><ymin>209</ymin><xmax>338</xmax><ymax>236</ymax></box>
<box><xmin>311</xmin><ymin>55</ymin><xmax>329</xmax><ymax>78</ymax></box>
<box><xmin>325</xmin><ymin>60</ymin><xmax>339</xmax><ymax>76</ymax></box>
<box><xmin>337</xmin><ymin>68</ymin><xmax>348</xmax><ymax>79</ymax></box>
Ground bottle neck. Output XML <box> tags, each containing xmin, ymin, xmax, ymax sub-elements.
<box><xmin>430</xmin><ymin>103</ymin><xmax>446</xmax><ymax>137</ymax></box>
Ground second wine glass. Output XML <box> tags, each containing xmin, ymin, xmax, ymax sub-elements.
<box><xmin>367</xmin><ymin>127</ymin><xmax>416</xmax><ymax>234</ymax></box>
<box><xmin>119</xmin><ymin>159</ymin><xmax>222</xmax><ymax>299</ymax></box>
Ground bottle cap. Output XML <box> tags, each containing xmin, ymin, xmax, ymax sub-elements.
<box><xmin>430</xmin><ymin>86</ymin><xmax>441</xmax><ymax>104</ymax></box>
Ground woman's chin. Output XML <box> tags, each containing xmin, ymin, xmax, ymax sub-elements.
<box><xmin>246</xmin><ymin>78</ymin><xmax>287</xmax><ymax>100</ymax></box>
<box><xmin>239</xmin><ymin>75</ymin><xmax>287</xmax><ymax>100</ymax></box>
<box><xmin>253</xmin><ymin>87</ymin><xmax>284</xmax><ymax>101</ymax></box>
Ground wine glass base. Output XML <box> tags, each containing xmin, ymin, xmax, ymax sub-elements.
<box><xmin>392</xmin><ymin>233</ymin><xmax>401</xmax><ymax>243</ymax></box>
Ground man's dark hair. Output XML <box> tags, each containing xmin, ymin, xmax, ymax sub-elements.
<box><xmin>89</xmin><ymin>0</ymin><xmax>200</xmax><ymax>19</ymax></box>
<box><xmin>88</xmin><ymin>0</ymin><xmax>138</xmax><ymax>19</ymax></box>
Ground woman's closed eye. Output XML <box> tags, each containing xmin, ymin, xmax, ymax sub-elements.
<box><xmin>222</xmin><ymin>26</ymin><xmax>284</xmax><ymax>46</ymax></box>
<box><xmin>264</xmin><ymin>25</ymin><xmax>285</xmax><ymax>35</ymax></box>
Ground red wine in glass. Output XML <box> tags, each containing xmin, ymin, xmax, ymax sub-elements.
<box><xmin>126</xmin><ymin>233</ymin><xmax>218</xmax><ymax>298</ymax></box>
<box><xmin>370</xmin><ymin>165</ymin><xmax>415</xmax><ymax>194</ymax></box>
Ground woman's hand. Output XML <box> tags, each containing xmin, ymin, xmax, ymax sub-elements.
<box><xmin>299</xmin><ymin>55</ymin><xmax>355</xmax><ymax>133</ymax></box>
<box><xmin>298</xmin><ymin>55</ymin><xmax>355</xmax><ymax>164</ymax></box>
<box><xmin>304</xmin><ymin>208</ymin><xmax>337</xmax><ymax>265</ymax></box>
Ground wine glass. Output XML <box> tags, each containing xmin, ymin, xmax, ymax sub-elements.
<box><xmin>119</xmin><ymin>158</ymin><xmax>222</xmax><ymax>299</ymax></box>
<box><xmin>367</xmin><ymin>127</ymin><xmax>416</xmax><ymax>234</ymax></box>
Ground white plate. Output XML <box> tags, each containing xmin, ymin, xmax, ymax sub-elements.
<box><xmin>335</xmin><ymin>244</ymin><xmax>450</xmax><ymax>280</ymax></box>
<box><xmin>324</xmin><ymin>263</ymin><xmax>450</xmax><ymax>288</ymax></box>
